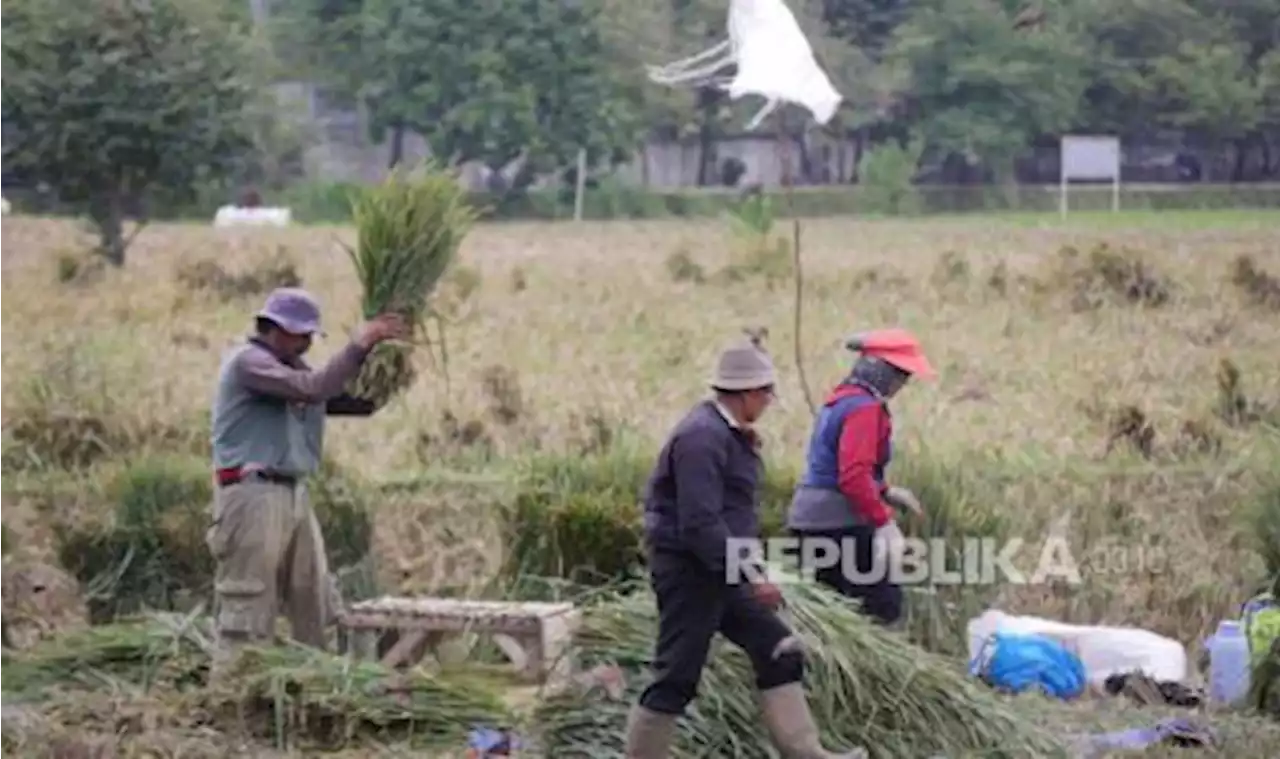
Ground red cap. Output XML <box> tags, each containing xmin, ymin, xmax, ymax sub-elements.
<box><xmin>847</xmin><ymin>328</ymin><xmax>936</xmax><ymax>380</ymax></box>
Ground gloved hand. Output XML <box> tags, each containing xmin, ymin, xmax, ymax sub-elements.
<box><xmin>752</xmin><ymin>580</ymin><xmax>784</xmax><ymax>610</ymax></box>
<box><xmin>873</xmin><ymin>520</ymin><xmax>906</xmax><ymax>569</ymax></box>
<box><xmin>883</xmin><ymin>486</ymin><xmax>923</xmax><ymax>517</ymax></box>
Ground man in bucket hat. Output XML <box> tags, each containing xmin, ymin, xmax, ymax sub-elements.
<box><xmin>207</xmin><ymin>287</ymin><xmax>405</xmax><ymax>663</ymax></box>
<box><xmin>625</xmin><ymin>339</ymin><xmax>863</xmax><ymax>759</ymax></box>
<box><xmin>787</xmin><ymin>328</ymin><xmax>936</xmax><ymax>626</ymax></box>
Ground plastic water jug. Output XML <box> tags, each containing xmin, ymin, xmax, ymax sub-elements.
<box><xmin>1206</xmin><ymin>619</ymin><xmax>1251</xmax><ymax>707</ymax></box>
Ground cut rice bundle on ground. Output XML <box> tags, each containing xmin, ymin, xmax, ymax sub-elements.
<box><xmin>1</xmin><ymin>614</ymin><xmax>514</xmax><ymax>753</ymax></box>
<box><xmin>532</xmin><ymin>580</ymin><xmax>1069</xmax><ymax>758</ymax></box>
<box><xmin>212</xmin><ymin>644</ymin><xmax>513</xmax><ymax>749</ymax></box>
<box><xmin>345</xmin><ymin>162</ymin><xmax>479</xmax><ymax>407</ymax></box>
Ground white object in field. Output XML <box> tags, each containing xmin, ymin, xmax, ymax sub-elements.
<box><xmin>1</xmin><ymin>196</ymin><xmax>10</xmax><ymax>215</ymax></box>
<box><xmin>213</xmin><ymin>205</ymin><xmax>292</xmax><ymax>228</ymax></box>
<box><xmin>646</xmin><ymin>0</ymin><xmax>842</xmax><ymax>130</ymax></box>
<box><xmin>966</xmin><ymin>609</ymin><xmax>1188</xmax><ymax>687</ymax></box>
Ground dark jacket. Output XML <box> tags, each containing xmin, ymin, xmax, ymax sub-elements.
<box><xmin>642</xmin><ymin>400</ymin><xmax>763</xmax><ymax>575</ymax></box>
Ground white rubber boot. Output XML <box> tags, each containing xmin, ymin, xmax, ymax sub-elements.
<box><xmin>759</xmin><ymin>683</ymin><xmax>869</xmax><ymax>759</ymax></box>
<box><xmin>624</xmin><ymin>703</ymin><xmax>678</xmax><ymax>759</ymax></box>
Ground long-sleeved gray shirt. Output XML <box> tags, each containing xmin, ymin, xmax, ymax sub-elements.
<box><xmin>642</xmin><ymin>400</ymin><xmax>763</xmax><ymax>576</ymax></box>
<box><xmin>210</xmin><ymin>337</ymin><xmax>372</xmax><ymax>477</ymax></box>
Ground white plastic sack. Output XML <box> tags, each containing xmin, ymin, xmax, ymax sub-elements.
<box><xmin>967</xmin><ymin>609</ymin><xmax>1188</xmax><ymax>687</ymax></box>
<box><xmin>727</xmin><ymin>0</ymin><xmax>841</xmax><ymax>124</ymax></box>
<box><xmin>213</xmin><ymin>206</ymin><xmax>292</xmax><ymax>228</ymax></box>
<box><xmin>647</xmin><ymin>0</ymin><xmax>842</xmax><ymax>129</ymax></box>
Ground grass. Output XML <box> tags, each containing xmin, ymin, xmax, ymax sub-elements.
<box><xmin>3</xmin><ymin>208</ymin><xmax>1280</xmax><ymax>754</ymax></box>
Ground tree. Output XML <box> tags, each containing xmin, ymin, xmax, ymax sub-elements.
<box><xmin>790</xmin><ymin>0</ymin><xmax>882</xmax><ymax>183</ymax></box>
<box><xmin>1262</xmin><ymin>50</ymin><xmax>1280</xmax><ymax>128</ymax></box>
<box><xmin>821</xmin><ymin>0</ymin><xmax>911</xmax><ymax>63</ymax></box>
<box><xmin>886</xmin><ymin>0</ymin><xmax>1089</xmax><ymax>181</ymax></box>
<box><xmin>1150</xmin><ymin>42</ymin><xmax>1261</xmax><ymax>144</ymax></box>
<box><xmin>619</xmin><ymin>1</ymin><xmax>713</xmax><ymax>129</ymax></box>
<box><xmin>358</xmin><ymin>0</ymin><xmax>645</xmax><ymax>190</ymax></box>
<box><xmin>1068</xmin><ymin>0</ymin><xmax>1274</xmax><ymax>179</ymax></box>
<box><xmin>1</xmin><ymin>0</ymin><xmax>258</xmax><ymax>265</ymax></box>
<box><xmin>1072</xmin><ymin>0</ymin><xmax>1225</xmax><ymax>141</ymax></box>
<box><xmin>1188</xmin><ymin>0</ymin><xmax>1280</xmax><ymax>178</ymax></box>
<box><xmin>269</xmin><ymin>0</ymin><xmax>368</xmax><ymax>105</ymax></box>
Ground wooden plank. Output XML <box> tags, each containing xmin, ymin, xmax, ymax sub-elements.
<box><xmin>379</xmin><ymin>629</ymin><xmax>428</xmax><ymax>668</ymax></box>
<box><xmin>354</xmin><ymin>630</ymin><xmax>378</xmax><ymax>660</ymax></box>
<box><xmin>348</xmin><ymin>598</ymin><xmax>576</xmax><ymax>618</ymax></box>
<box><xmin>336</xmin><ymin>597</ymin><xmax>585</xmax><ymax>683</ymax></box>
<box><xmin>492</xmin><ymin>633</ymin><xmax>530</xmax><ymax>674</ymax></box>
<box><xmin>340</xmin><ymin>613</ymin><xmax>543</xmax><ymax>635</ymax></box>
<box><xmin>538</xmin><ymin>610</ymin><xmax>581</xmax><ymax>691</ymax></box>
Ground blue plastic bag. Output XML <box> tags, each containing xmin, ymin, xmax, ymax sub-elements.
<box><xmin>467</xmin><ymin>725</ymin><xmax>521</xmax><ymax>755</ymax></box>
<box><xmin>970</xmin><ymin>631</ymin><xmax>1088</xmax><ymax>700</ymax></box>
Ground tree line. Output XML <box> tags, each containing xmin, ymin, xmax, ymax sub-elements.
<box><xmin>3</xmin><ymin>0</ymin><xmax>1279</xmax><ymax>261</ymax></box>
<box><xmin>274</xmin><ymin>0</ymin><xmax>1280</xmax><ymax>185</ymax></box>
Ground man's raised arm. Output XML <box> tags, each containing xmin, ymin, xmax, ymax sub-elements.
<box><xmin>237</xmin><ymin>342</ymin><xmax>368</xmax><ymax>404</ymax></box>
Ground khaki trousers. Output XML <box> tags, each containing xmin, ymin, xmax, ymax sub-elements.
<box><xmin>205</xmin><ymin>479</ymin><xmax>334</xmax><ymax>659</ymax></box>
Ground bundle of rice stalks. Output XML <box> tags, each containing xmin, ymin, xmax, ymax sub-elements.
<box><xmin>345</xmin><ymin>163</ymin><xmax>479</xmax><ymax>408</ymax></box>
<box><xmin>205</xmin><ymin>644</ymin><xmax>513</xmax><ymax>750</ymax></box>
<box><xmin>4</xmin><ymin>613</ymin><xmax>515</xmax><ymax>752</ymax></box>
<box><xmin>1</xmin><ymin>615</ymin><xmax>209</xmax><ymax>698</ymax></box>
<box><xmin>533</xmin><ymin>580</ymin><xmax>1069</xmax><ymax>758</ymax></box>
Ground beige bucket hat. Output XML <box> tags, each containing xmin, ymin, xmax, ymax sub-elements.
<box><xmin>709</xmin><ymin>339</ymin><xmax>777</xmax><ymax>391</ymax></box>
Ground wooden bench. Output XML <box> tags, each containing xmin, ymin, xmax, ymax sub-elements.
<box><xmin>337</xmin><ymin>597</ymin><xmax>580</xmax><ymax>688</ymax></box>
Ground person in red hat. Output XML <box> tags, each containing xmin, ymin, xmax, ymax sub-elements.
<box><xmin>786</xmin><ymin>328</ymin><xmax>936</xmax><ymax>626</ymax></box>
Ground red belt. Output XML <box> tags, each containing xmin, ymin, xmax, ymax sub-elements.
<box><xmin>215</xmin><ymin>467</ymin><xmax>297</xmax><ymax>487</ymax></box>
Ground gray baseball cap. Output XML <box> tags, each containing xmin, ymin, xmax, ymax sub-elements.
<box><xmin>256</xmin><ymin>287</ymin><xmax>323</xmax><ymax>336</ymax></box>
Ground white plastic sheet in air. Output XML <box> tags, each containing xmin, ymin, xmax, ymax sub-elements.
<box><xmin>647</xmin><ymin>0</ymin><xmax>843</xmax><ymax>129</ymax></box>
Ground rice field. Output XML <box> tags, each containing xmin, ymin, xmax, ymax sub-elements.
<box><xmin>2</xmin><ymin>208</ymin><xmax>1279</xmax><ymax>755</ymax></box>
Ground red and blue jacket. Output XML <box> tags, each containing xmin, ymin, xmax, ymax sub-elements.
<box><xmin>794</xmin><ymin>381</ymin><xmax>894</xmax><ymax>527</ymax></box>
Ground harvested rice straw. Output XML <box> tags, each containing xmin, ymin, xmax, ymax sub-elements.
<box><xmin>533</xmin><ymin>580</ymin><xmax>1070</xmax><ymax>758</ymax></box>
<box><xmin>344</xmin><ymin>162</ymin><xmax>479</xmax><ymax>407</ymax></box>
<box><xmin>1</xmin><ymin>614</ymin><xmax>515</xmax><ymax>752</ymax></box>
<box><xmin>213</xmin><ymin>645</ymin><xmax>513</xmax><ymax>749</ymax></box>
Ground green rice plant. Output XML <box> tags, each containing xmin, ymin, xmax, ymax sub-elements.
<box><xmin>344</xmin><ymin>161</ymin><xmax>479</xmax><ymax>407</ymax></box>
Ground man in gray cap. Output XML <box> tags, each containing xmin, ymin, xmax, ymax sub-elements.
<box><xmin>624</xmin><ymin>339</ymin><xmax>862</xmax><ymax>759</ymax></box>
<box><xmin>207</xmin><ymin>287</ymin><xmax>405</xmax><ymax>661</ymax></box>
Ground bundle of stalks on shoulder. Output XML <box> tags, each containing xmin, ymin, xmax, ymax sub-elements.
<box><xmin>344</xmin><ymin>162</ymin><xmax>479</xmax><ymax>408</ymax></box>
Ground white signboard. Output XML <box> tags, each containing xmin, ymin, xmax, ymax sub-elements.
<box><xmin>1062</xmin><ymin>136</ymin><xmax>1120</xmax><ymax>180</ymax></box>
<box><xmin>1060</xmin><ymin>135</ymin><xmax>1121</xmax><ymax>217</ymax></box>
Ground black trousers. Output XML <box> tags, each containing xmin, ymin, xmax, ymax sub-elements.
<box><xmin>790</xmin><ymin>525</ymin><xmax>904</xmax><ymax>626</ymax></box>
<box><xmin>637</xmin><ymin>549</ymin><xmax>803</xmax><ymax>716</ymax></box>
